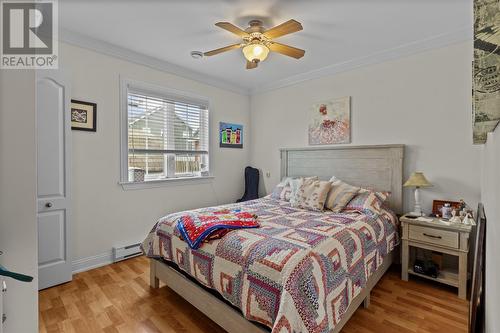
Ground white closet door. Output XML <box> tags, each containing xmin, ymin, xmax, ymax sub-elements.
<box><xmin>36</xmin><ymin>71</ymin><xmax>72</xmax><ymax>290</ymax></box>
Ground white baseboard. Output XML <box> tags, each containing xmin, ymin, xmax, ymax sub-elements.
<box><xmin>72</xmin><ymin>251</ymin><xmax>113</xmax><ymax>274</ymax></box>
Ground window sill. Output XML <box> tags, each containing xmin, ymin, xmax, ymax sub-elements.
<box><xmin>119</xmin><ymin>175</ymin><xmax>214</xmax><ymax>190</ymax></box>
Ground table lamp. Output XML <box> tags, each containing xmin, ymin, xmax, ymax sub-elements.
<box><xmin>404</xmin><ymin>172</ymin><xmax>432</xmax><ymax>216</ymax></box>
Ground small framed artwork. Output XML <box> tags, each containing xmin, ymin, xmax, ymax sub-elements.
<box><xmin>431</xmin><ymin>200</ymin><xmax>462</xmax><ymax>217</ymax></box>
<box><xmin>219</xmin><ymin>122</ymin><xmax>243</xmax><ymax>148</ymax></box>
<box><xmin>71</xmin><ymin>100</ymin><xmax>97</xmax><ymax>132</ymax></box>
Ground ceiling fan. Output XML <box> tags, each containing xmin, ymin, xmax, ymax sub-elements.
<box><xmin>203</xmin><ymin>19</ymin><xmax>305</xmax><ymax>69</ymax></box>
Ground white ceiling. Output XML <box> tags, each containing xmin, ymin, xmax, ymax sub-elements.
<box><xmin>59</xmin><ymin>0</ymin><xmax>472</xmax><ymax>94</ymax></box>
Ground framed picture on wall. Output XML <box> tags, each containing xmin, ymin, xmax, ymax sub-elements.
<box><xmin>71</xmin><ymin>100</ymin><xmax>97</xmax><ymax>132</ymax></box>
<box><xmin>219</xmin><ymin>122</ymin><xmax>243</xmax><ymax>148</ymax></box>
<box><xmin>308</xmin><ymin>96</ymin><xmax>351</xmax><ymax>145</ymax></box>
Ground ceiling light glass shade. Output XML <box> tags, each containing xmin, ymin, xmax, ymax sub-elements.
<box><xmin>242</xmin><ymin>43</ymin><xmax>269</xmax><ymax>62</ymax></box>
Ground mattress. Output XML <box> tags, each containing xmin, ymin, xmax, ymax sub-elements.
<box><xmin>142</xmin><ymin>196</ymin><xmax>399</xmax><ymax>333</ymax></box>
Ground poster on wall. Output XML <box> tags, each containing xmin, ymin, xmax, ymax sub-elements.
<box><xmin>308</xmin><ymin>96</ymin><xmax>351</xmax><ymax>145</ymax></box>
<box><xmin>219</xmin><ymin>122</ymin><xmax>243</xmax><ymax>148</ymax></box>
<box><xmin>473</xmin><ymin>0</ymin><xmax>500</xmax><ymax>144</ymax></box>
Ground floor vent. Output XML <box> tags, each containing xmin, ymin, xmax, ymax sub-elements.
<box><xmin>112</xmin><ymin>243</ymin><xmax>142</xmax><ymax>262</ymax></box>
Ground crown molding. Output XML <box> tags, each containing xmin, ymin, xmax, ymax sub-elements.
<box><xmin>59</xmin><ymin>27</ymin><xmax>471</xmax><ymax>97</ymax></box>
<box><xmin>59</xmin><ymin>29</ymin><xmax>250</xmax><ymax>96</ymax></box>
<box><xmin>250</xmin><ymin>26</ymin><xmax>472</xmax><ymax>95</ymax></box>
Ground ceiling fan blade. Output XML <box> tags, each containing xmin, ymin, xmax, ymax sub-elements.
<box><xmin>268</xmin><ymin>42</ymin><xmax>305</xmax><ymax>59</ymax></box>
<box><xmin>204</xmin><ymin>43</ymin><xmax>241</xmax><ymax>56</ymax></box>
<box><xmin>246</xmin><ymin>60</ymin><xmax>258</xmax><ymax>69</ymax></box>
<box><xmin>215</xmin><ymin>22</ymin><xmax>250</xmax><ymax>37</ymax></box>
<box><xmin>263</xmin><ymin>19</ymin><xmax>303</xmax><ymax>39</ymax></box>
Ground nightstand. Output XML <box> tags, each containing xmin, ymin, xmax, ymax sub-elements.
<box><xmin>400</xmin><ymin>214</ymin><xmax>473</xmax><ymax>299</ymax></box>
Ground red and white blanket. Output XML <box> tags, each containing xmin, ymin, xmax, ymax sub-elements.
<box><xmin>176</xmin><ymin>209</ymin><xmax>259</xmax><ymax>249</ymax></box>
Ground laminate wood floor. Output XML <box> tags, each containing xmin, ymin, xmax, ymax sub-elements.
<box><xmin>39</xmin><ymin>256</ymin><xmax>469</xmax><ymax>333</ymax></box>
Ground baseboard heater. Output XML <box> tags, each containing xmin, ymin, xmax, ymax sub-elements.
<box><xmin>112</xmin><ymin>243</ymin><xmax>142</xmax><ymax>262</ymax></box>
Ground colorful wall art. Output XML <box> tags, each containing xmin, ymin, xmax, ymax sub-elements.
<box><xmin>219</xmin><ymin>122</ymin><xmax>243</xmax><ymax>148</ymax></box>
<box><xmin>309</xmin><ymin>96</ymin><xmax>351</xmax><ymax>145</ymax></box>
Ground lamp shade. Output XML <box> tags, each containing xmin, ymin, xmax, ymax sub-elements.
<box><xmin>403</xmin><ymin>172</ymin><xmax>432</xmax><ymax>188</ymax></box>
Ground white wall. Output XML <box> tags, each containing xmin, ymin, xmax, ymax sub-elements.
<box><xmin>0</xmin><ymin>71</ymin><xmax>38</xmax><ymax>332</ymax></box>
<box><xmin>60</xmin><ymin>43</ymin><xmax>250</xmax><ymax>266</ymax></box>
<box><xmin>63</xmin><ymin>39</ymin><xmax>484</xmax><ymax>276</ymax></box>
<box><xmin>481</xmin><ymin>129</ymin><xmax>499</xmax><ymax>333</ymax></box>
<box><xmin>250</xmin><ymin>42</ymin><xmax>481</xmax><ymax>213</ymax></box>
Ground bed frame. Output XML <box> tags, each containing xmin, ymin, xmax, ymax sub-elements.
<box><xmin>280</xmin><ymin>144</ymin><xmax>404</xmax><ymax>213</ymax></box>
<box><xmin>150</xmin><ymin>144</ymin><xmax>404</xmax><ymax>333</ymax></box>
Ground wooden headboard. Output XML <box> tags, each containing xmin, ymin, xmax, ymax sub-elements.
<box><xmin>280</xmin><ymin>145</ymin><xmax>404</xmax><ymax>214</ymax></box>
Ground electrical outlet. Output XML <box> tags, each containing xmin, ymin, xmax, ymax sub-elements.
<box><xmin>266</xmin><ymin>172</ymin><xmax>271</xmax><ymax>178</ymax></box>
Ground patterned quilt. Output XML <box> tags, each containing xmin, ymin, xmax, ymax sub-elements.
<box><xmin>142</xmin><ymin>196</ymin><xmax>399</xmax><ymax>333</ymax></box>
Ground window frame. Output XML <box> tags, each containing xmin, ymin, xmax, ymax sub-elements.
<box><xmin>119</xmin><ymin>78</ymin><xmax>213</xmax><ymax>190</ymax></box>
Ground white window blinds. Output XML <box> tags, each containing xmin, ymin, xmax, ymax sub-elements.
<box><xmin>126</xmin><ymin>89</ymin><xmax>209</xmax><ymax>181</ymax></box>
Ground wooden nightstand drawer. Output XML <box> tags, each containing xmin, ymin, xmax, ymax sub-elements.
<box><xmin>408</xmin><ymin>225</ymin><xmax>459</xmax><ymax>249</ymax></box>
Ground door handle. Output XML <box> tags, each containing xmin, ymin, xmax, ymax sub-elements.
<box><xmin>45</xmin><ymin>202</ymin><xmax>53</xmax><ymax>208</ymax></box>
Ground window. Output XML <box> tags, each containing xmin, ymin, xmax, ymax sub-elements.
<box><xmin>121</xmin><ymin>80</ymin><xmax>210</xmax><ymax>185</ymax></box>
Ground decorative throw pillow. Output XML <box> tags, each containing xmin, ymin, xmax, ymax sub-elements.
<box><xmin>270</xmin><ymin>177</ymin><xmax>293</xmax><ymax>200</ymax></box>
<box><xmin>287</xmin><ymin>178</ymin><xmax>301</xmax><ymax>206</ymax></box>
<box><xmin>270</xmin><ymin>176</ymin><xmax>318</xmax><ymax>202</ymax></box>
<box><xmin>289</xmin><ymin>176</ymin><xmax>319</xmax><ymax>206</ymax></box>
<box><xmin>270</xmin><ymin>184</ymin><xmax>285</xmax><ymax>199</ymax></box>
<box><xmin>325</xmin><ymin>177</ymin><xmax>360</xmax><ymax>212</ymax></box>
<box><xmin>358</xmin><ymin>187</ymin><xmax>391</xmax><ymax>202</ymax></box>
<box><xmin>293</xmin><ymin>179</ymin><xmax>331</xmax><ymax>211</ymax></box>
<box><xmin>344</xmin><ymin>190</ymin><xmax>391</xmax><ymax>216</ymax></box>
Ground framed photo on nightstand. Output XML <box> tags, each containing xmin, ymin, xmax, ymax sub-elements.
<box><xmin>431</xmin><ymin>200</ymin><xmax>461</xmax><ymax>217</ymax></box>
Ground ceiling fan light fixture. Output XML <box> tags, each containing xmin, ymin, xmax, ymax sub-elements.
<box><xmin>242</xmin><ymin>43</ymin><xmax>269</xmax><ymax>63</ymax></box>
<box><xmin>204</xmin><ymin>19</ymin><xmax>304</xmax><ymax>69</ymax></box>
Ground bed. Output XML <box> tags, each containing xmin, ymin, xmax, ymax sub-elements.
<box><xmin>143</xmin><ymin>144</ymin><xmax>404</xmax><ymax>333</ymax></box>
